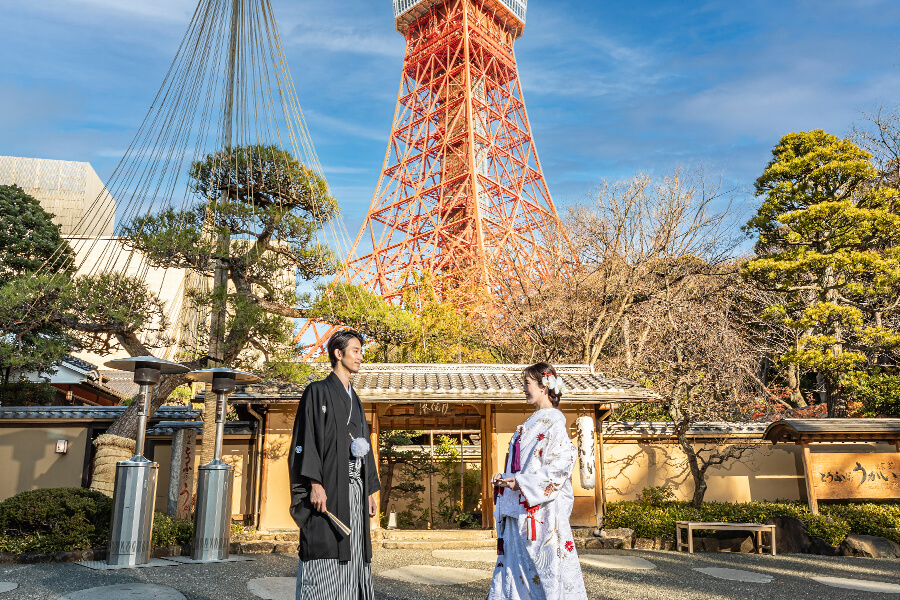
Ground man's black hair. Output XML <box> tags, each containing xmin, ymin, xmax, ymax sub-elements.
<box><xmin>327</xmin><ymin>330</ymin><xmax>365</xmax><ymax>368</ymax></box>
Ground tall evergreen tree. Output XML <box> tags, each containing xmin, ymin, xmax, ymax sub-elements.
<box><xmin>743</xmin><ymin>130</ymin><xmax>900</xmax><ymax>416</ymax></box>
<box><xmin>0</xmin><ymin>185</ymin><xmax>75</xmax><ymax>382</ymax></box>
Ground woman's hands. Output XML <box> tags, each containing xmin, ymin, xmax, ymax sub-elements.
<box><xmin>491</xmin><ymin>473</ymin><xmax>520</xmax><ymax>491</ymax></box>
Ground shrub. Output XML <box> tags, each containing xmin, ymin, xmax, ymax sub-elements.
<box><xmin>151</xmin><ymin>512</ymin><xmax>193</xmax><ymax>547</ymax></box>
<box><xmin>604</xmin><ymin>500</ymin><xmax>868</xmax><ymax>547</ymax></box>
<box><xmin>638</xmin><ymin>486</ymin><xmax>676</xmax><ymax>505</ymax></box>
<box><xmin>0</xmin><ymin>488</ymin><xmax>112</xmax><ymax>552</ymax></box>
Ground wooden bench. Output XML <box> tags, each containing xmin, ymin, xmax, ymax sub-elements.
<box><xmin>676</xmin><ymin>521</ymin><xmax>776</xmax><ymax>555</ymax></box>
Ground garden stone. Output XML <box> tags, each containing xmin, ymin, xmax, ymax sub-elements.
<box><xmin>20</xmin><ymin>551</ymin><xmax>51</xmax><ymax>563</ymax></box>
<box><xmin>764</xmin><ymin>516</ymin><xmax>810</xmax><ymax>554</ymax></box>
<box><xmin>91</xmin><ymin>547</ymin><xmax>106</xmax><ymax>561</ymax></box>
<box><xmin>806</xmin><ymin>538</ymin><xmax>838</xmax><ymax>556</ymax></box>
<box><xmin>714</xmin><ymin>532</ymin><xmax>754</xmax><ymax>553</ymax></box>
<box><xmin>241</xmin><ymin>541</ymin><xmax>275</xmax><ymax>554</ymax></box>
<box><xmin>632</xmin><ymin>538</ymin><xmax>654</xmax><ymax>550</ymax></box>
<box><xmin>273</xmin><ymin>543</ymin><xmax>297</xmax><ymax>554</ymax></box>
<box><xmin>839</xmin><ymin>534</ymin><xmax>900</xmax><ymax>559</ymax></box>
<box><xmin>80</xmin><ymin>549</ymin><xmax>93</xmax><ymax>562</ymax></box>
<box><xmin>585</xmin><ymin>537</ymin><xmax>624</xmax><ymax>550</ymax></box>
<box><xmin>53</xmin><ymin>551</ymin><xmax>77</xmax><ymax>563</ymax></box>
<box><xmin>599</xmin><ymin>528</ymin><xmax>633</xmax><ymax>548</ymax></box>
<box><xmin>696</xmin><ymin>537</ymin><xmax>719</xmax><ymax>552</ymax></box>
<box><xmin>655</xmin><ymin>538</ymin><xmax>675</xmax><ymax>551</ymax></box>
<box><xmin>0</xmin><ymin>552</ymin><xmax>15</xmax><ymax>564</ymax></box>
<box><xmin>230</xmin><ymin>542</ymin><xmax>243</xmax><ymax>554</ymax></box>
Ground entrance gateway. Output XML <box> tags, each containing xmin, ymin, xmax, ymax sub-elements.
<box><xmin>229</xmin><ymin>363</ymin><xmax>659</xmax><ymax>529</ymax></box>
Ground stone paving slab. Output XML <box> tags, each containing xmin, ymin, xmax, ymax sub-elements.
<box><xmin>246</xmin><ymin>577</ymin><xmax>294</xmax><ymax>600</ymax></box>
<box><xmin>811</xmin><ymin>576</ymin><xmax>900</xmax><ymax>594</ymax></box>
<box><xmin>694</xmin><ymin>567</ymin><xmax>773</xmax><ymax>583</ymax></box>
<box><xmin>431</xmin><ymin>549</ymin><xmax>497</xmax><ymax>562</ymax></box>
<box><xmin>378</xmin><ymin>564</ymin><xmax>491</xmax><ymax>585</ymax></box>
<box><xmin>58</xmin><ymin>583</ymin><xmax>186</xmax><ymax>599</ymax></box>
<box><xmin>0</xmin><ymin>583</ymin><xmax>17</xmax><ymax>593</ymax></box>
<box><xmin>75</xmin><ymin>558</ymin><xmax>181</xmax><ymax>571</ymax></box>
<box><xmin>580</xmin><ymin>555</ymin><xmax>656</xmax><ymax>570</ymax></box>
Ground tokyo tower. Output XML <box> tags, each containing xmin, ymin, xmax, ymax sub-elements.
<box><xmin>299</xmin><ymin>0</ymin><xmax>568</xmax><ymax>352</ymax></box>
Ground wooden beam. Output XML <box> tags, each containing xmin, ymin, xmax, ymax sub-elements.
<box><xmin>370</xmin><ymin>406</ymin><xmax>381</xmax><ymax>529</ymax></box>
<box><xmin>481</xmin><ymin>404</ymin><xmax>496</xmax><ymax>528</ymax></box>
<box><xmin>800</xmin><ymin>442</ymin><xmax>818</xmax><ymax>515</ymax></box>
<box><xmin>594</xmin><ymin>406</ymin><xmax>605</xmax><ymax>529</ymax></box>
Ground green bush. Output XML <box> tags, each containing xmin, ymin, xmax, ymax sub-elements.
<box><xmin>638</xmin><ymin>486</ymin><xmax>676</xmax><ymax>505</ymax></box>
<box><xmin>0</xmin><ymin>488</ymin><xmax>200</xmax><ymax>554</ymax></box>
<box><xmin>0</xmin><ymin>488</ymin><xmax>113</xmax><ymax>552</ymax></box>
<box><xmin>151</xmin><ymin>512</ymin><xmax>193</xmax><ymax>547</ymax></box>
<box><xmin>603</xmin><ymin>500</ymin><xmax>878</xmax><ymax>547</ymax></box>
<box><xmin>820</xmin><ymin>503</ymin><xmax>900</xmax><ymax>544</ymax></box>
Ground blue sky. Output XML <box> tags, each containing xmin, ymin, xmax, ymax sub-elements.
<box><xmin>2</xmin><ymin>0</ymin><xmax>899</xmax><ymax>238</ymax></box>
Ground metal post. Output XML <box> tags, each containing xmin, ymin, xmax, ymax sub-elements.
<box><xmin>133</xmin><ymin>384</ymin><xmax>151</xmax><ymax>459</ymax></box>
<box><xmin>187</xmin><ymin>368</ymin><xmax>259</xmax><ymax>562</ymax></box>
<box><xmin>104</xmin><ymin>356</ymin><xmax>189</xmax><ymax>567</ymax></box>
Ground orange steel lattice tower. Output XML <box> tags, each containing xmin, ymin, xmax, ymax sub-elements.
<box><xmin>352</xmin><ymin>0</ymin><xmax>565</xmax><ymax>297</ymax></box>
<box><xmin>298</xmin><ymin>0</ymin><xmax>567</xmax><ymax>353</ymax></box>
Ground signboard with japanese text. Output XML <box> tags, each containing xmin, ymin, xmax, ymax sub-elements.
<box><xmin>809</xmin><ymin>452</ymin><xmax>900</xmax><ymax>500</ymax></box>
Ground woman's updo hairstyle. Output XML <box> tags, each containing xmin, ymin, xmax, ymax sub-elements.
<box><xmin>522</xmin><ymin>362</ymin><xmax>563</xmax><ymax>408</ymax></box>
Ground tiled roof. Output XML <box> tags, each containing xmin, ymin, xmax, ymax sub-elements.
<box><xmin>602</xmin><ymin>421</ymin><xmax>770</xmax><ymax>439</ymax></box>
<box><xmin>62</xmin><ymin>356</ymin><xmax>100</xmax><ymax>376</ymax></box>
<box><xmin>0</xmin><ymin>406</ymin><xmax>200</xmax><ymax>421</ymax></box>
<box><xmin>764</xmin><ymin>418</ymin><xmax>900</xmax><ymax>444</ymax></box>
<box><xmin>147</xmin><ymin>420</ymin><xmax>254</xmax><ymax>436</ymax></box>
<box><xmin>97</xmin><ymin>370</ymin><xmax>140</xmax><ymax>400</ymax></box>
<box><xmin>230</xmin><ymin>363</ymin><xmax>658</xmax><ymax>404</ymax></box>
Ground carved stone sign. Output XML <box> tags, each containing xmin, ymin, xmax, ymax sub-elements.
<box><xmin>809</xmin><ymin>452</ymin><xmax>900</xmax><ymax>500</ymax></box>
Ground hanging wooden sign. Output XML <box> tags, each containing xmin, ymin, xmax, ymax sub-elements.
<box><xmin>809</xmin><ymin>452</ymin><xmax>900</xmax><ymax>500</ymax></box>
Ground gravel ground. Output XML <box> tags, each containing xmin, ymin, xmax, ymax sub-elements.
<box><xmin>0</xmin><ymin>549</ymin><xmax>898</xmax><ymax>600</ymax></box>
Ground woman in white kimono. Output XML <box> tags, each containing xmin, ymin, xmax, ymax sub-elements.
<box><xmin>487</xmin><ymin>362</ymin><xmax>588</xmax><ymax>600</ymax></box>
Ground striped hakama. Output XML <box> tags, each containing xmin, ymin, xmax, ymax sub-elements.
<box><xmin>296</xmin><ymin>459</ymin><xmax>374</xmax><ymax>600</ymax></box>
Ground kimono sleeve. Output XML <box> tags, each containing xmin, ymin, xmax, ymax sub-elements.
<box><xmin>365</xmin><ymin>441</ymin><xmax>381</xmax><ymax>494</ymax></box>
<box><xmin>289</xmin><ymin>385</ymin><xmax>325</xmax><ymax>485</ymax></box>
<box><xmin>515</xmin><ymin>421</ymin><xmax>576</xmax><ymax>507</ymax></box>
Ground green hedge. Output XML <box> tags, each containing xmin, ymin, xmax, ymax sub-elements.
<box><xmin>150</xmin><ymin>512</ymin><xmax>194</xmax><ymax>547</ymax></box>
<box><xmin>0</xmin><ymin>488</ymin><xmax>113</xmax><ymax>552</ymax></box>
<box><xmin>604</xmin><ymin>500</ymin><xmax>900</xmax><ymax>547</ymax></box>
<box><xmin>0</xmin><ymin>488</ymin><xmax>195</xmax><ymax>554</ymax></box>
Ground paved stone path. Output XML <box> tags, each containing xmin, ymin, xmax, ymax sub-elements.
<box><xmin>0</xmin><ymin>550</ymin><xmax>898</xmax><ymax>599</ymax></box>
<box><xmin>580</xmin><ymin>555</ymin><xmax>656</xmax><ymax>570</ymax></box>
<box><xmin>811</xmin><ymin>576</ymin><xmax>900</xmax><ymax>594</ymax></box>
<box><xmin>58</xmin><ymin>583</ymin><xmax>186</xmax><ymax>599</ymax></box>
<box><xmin>246</xmin><ymin>577</ymin><xmax>294</xmax><ymax>600</ymax></box>
<box><xmin>379</xmin><ymin>565</ymin><xmax>491</xmax><ymax>585</ymax></box>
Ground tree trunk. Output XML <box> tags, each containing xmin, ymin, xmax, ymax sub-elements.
<box><xmin>825</xmin><ymin>376</ymin><xmax>848</xmax><ymax>418</ymax></box>
<box><xmin>380</xmin><ymin>461</ymin><xmax>395</xmax><ymax>515</ymax></box>
<box><xmin>784</xmin><ymin>362</ymin><xmax>807</xmax><ymax>408</ymax></box>
<box><xmin>676</xmin><ymin>423</ymin><xmax>707</xmax><ymax>509</ymax></box>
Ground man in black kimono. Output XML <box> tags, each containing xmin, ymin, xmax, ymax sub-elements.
<box><xmin>289</xmin><ymin>330</ymin><xmax>380</xmax><ymax>600</ymax></box>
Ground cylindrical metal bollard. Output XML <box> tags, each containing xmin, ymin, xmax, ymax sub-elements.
<box><xmin>192</xmin><ymin>461</ymin><xmax>233</xmax><ymax>560</ymax></box>
<box><xmin>107</xmin><ymin>459</ymin><xmax>158</xmax><ymax>566</ymax></box>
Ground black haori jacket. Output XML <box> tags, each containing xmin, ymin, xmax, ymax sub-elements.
<box><xmin>288</xmin><ymin>372</ymin><xmax>381</xmax><ymax>562</ymax></box>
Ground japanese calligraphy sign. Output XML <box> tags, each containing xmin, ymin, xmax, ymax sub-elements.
<box><xmin>809</xmin><ymin>452</ymin><xmax>900</xmax><ymax>500</ymax></box>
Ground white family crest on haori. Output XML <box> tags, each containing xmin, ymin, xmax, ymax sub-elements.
<box><xmin>489</xmin><ymin>407</ymin><xmax>588</xmax><ymax>599</ymax></box>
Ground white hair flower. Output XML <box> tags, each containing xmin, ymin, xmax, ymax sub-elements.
<box><xmin>541</xmin><ymin>373</ymin><xmax>565</xmax><ymax>395</ymax></box>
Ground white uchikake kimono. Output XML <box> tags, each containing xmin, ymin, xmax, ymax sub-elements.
<box><xmin>488</xmin><ymin>407</ymin><xmax>588</xmax><ymax>600</ymax></box>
